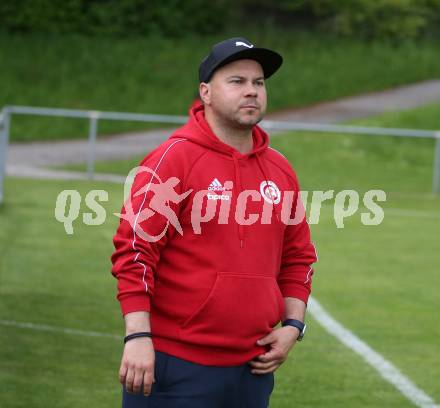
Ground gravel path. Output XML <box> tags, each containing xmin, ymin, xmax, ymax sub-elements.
<box><xmin>5</xmin><ymin>79</ymin><xmax>440</xmax><ymax>181</ymax></box>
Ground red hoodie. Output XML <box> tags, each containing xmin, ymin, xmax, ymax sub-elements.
<box><xmin>111</xmin><ymin>104</ymin><xmax>317</xmax><ymax>366</ymax></box>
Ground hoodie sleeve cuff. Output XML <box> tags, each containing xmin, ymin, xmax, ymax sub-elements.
<box><xmin>278</xmin><ymin>283</ymin><xmax>311</xmax><ymax>305</ymax></box>
<box><xmin>118</xmin><ymin>294</ymin><xmax>151</xmax><ymax>316</ymax></box>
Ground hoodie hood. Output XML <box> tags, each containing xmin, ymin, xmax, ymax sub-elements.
<box><xmin>171</xmin><ymin>103</ymin><xmax>269</xmax><ymax>158</ymax></box>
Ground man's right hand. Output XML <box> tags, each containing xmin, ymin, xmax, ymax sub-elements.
<box><xmin>119</xmin><ymin>337</ymin><xmax>155</xmax><ymax>396</ymax></box>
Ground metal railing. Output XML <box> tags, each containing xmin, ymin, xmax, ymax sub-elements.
<box><xmin>0</xmin><ymin>108</ymin><xmax>10</xmax><ymax>205</ymax></box>
<box><xmin>1</xmin><ymin>105</ymin><xmax>440</xmax><ymax>205</ymax></box>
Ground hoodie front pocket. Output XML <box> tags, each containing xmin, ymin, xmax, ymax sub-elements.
<box><xmin>179</xmin><ymin>272</ymin><xmax>284</xmax><ymax>351</ymax></box>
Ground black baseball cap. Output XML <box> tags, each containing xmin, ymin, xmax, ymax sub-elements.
<box><xmin>199</xmin><ymin>37</ymin><xmax>283</xmax><ymax>83</ymax></box>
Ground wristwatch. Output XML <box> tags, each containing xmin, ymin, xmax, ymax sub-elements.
<box><xmin>282</xmin><ymin>319</ymin><xmax>307</xmax><ymax>341</ymax></box>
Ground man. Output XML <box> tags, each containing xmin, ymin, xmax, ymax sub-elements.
<box><xmin>111</xmin><ymin>37</ymin><xmax>317</xmax><ymax>408</ymax></box>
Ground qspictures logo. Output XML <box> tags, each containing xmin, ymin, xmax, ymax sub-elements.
<box><xmin>54</xmin><ymin>166</ymin><xmax>386</xmax><ymax>237</ymax></box>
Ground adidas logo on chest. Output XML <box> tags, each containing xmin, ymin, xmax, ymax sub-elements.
<box><xmin>208</xmin><ymin>178</ymin><xmax>225</xmax><ymax>192</ymax></box>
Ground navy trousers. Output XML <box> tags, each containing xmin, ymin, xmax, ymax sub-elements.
<box><xmin>122</xmin><ymin>351</ymin><xmax>274</xmax><ymax>408</ymax></box>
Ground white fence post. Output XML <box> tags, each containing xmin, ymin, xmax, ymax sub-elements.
<box><xmin>87</xmin><ymin>112</ymin><xmax>99</xmax><ymax>180</ymax></box>
<box><xmin>433</xmin><ymin>132</ymin><xmax>440</xmax><ymax>195</ymax></box>
<box><xmin>0</xmin><ymin>107</ymin><xmax>11</xmax><ymax>205</ymax></box>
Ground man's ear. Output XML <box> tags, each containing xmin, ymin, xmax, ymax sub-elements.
<box><xmin>199</xmin><ymin>82</ymin><xmax>211</xmax><ymax>106</ymax></box>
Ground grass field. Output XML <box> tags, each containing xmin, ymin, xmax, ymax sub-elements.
<box><xmin>1</xmin><ymin>104</ymin><xmax>439</xmax><ymax>407</ymax></box>
<box><xmin>2</xmin><ymin>29</ymin><xmax>440</xmax><ymax>142</ymax></box>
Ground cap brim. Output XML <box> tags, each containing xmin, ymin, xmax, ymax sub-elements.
<box><xmin>205</xmin><ymin>47</ymin><xmax>283</xmax><ymax>82</ymax></box>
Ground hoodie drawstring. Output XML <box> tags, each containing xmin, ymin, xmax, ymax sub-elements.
<box><xmin>255</xmin><ymin>153</ymin><xmax>278</xmax><ymax>222</ymax></box>
<box><xmin>232</xmin><ymin>155</ymin><xmax>245</xmax><ymax>248</ymax></box>
<box><xmin>233</xmin><ymin>153</ymin><xmax>278</xmax><ymax>249</ymax></box>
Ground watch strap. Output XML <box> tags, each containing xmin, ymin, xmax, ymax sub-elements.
<box><xmin>282</xmin><ymin>319</ymin><xmax>306</xmax><ymax>341</ymax></box>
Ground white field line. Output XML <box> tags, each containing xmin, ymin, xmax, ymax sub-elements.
<box><xmin>308</xmin><ymin>297</ymin><xmax>439</xmax><ymax>408</ymax></box>
<box><xmin>0</xmin><ymin>319</ymin><xmax>120</xmax><ymax>340</ymax></box>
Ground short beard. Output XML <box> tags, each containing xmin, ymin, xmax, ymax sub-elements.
<box><xmin>209</xmin><ymin>103</ymin><xmax>266</xmax><ymax>131</ymax></box>
<box><xmin>236</xmin><ymin>113</ymin><xmax>264</xmax><ymax>129</ymax></box>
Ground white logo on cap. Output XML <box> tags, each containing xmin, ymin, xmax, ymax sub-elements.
<box><xmin>235</xmin><ymin>41</ymin><xmax>254</xmax><ymax>48</ymax></box>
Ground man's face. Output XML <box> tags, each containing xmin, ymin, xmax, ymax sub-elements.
<box><xmin>201</xmin><ymin>59</ymin><xmax>267</xmax><ymax>129</ymax></box>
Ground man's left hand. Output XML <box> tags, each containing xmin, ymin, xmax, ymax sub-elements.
<box><xmin>248</xmin><ymin>326</ymin><xmax>299</xmax><ymax>374</ymax></box>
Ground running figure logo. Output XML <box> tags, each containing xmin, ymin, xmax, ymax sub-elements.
<box><xmin>117</xmin><ymin>166</ymin><xmax>192</xmax><ymax>242</ymax></box>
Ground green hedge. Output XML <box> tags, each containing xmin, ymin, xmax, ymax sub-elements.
<box><xmin>1</xmin><ymin>0</ymin><xmax>439</xmax><ymax>39</ymax></box>
<box><xmin>300</xmin><ymin>0</ymin><xmax>440</xmax><ymax>40</ymax></box>
<box><xmin>242</xmin><ymin>0</ymin><xmax>440</xmax><ymax>40</ymax></box>
<box><xmin>0</xmin><ymin>0</ymin><xmax>235</xmax><ymax>36</ymax></box>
